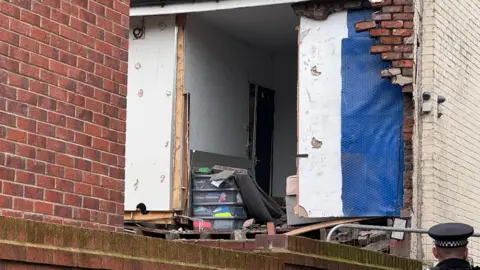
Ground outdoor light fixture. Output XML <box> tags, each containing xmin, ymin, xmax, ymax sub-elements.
<box><xmin>437</xmin><ymin>95</ymin><xmax>446</xmax><ymax>118</ymax></box>
<box><xmin>391</xmin><ymin>218</ymin><xmax>408</xmax><ymax>241</ymax></box>
<box><xmin>422</xmin><ymin>92</ymin><xmax>432</xmax><ymax>114</ymax></box>
<box><xmin>438</xmin><ymin>95</ymin><xmax>446</xmax><ymax>104</ymax></box>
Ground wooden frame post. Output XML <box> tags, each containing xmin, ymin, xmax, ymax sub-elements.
<box><xmin>172</xmin><ymin>14</ymin><xmax>187</xmax><ymax>211</ymax></box>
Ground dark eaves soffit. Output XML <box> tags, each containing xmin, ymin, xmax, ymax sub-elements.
<box><xmin>131</xmin><ymin>0</ymin><xmax>216</xmax><ymax>7</ymax></box>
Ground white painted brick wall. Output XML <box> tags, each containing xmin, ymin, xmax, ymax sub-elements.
<box><xmin>418</xmin><ymin>0</ymin><xmax>480</xmax><ymax>265</ymax></box>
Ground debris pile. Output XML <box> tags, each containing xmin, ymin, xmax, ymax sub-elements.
<box><xmin>329</xmin><ymin>225</ymin><xmax>390</xmax><ymax>253</ymax></box>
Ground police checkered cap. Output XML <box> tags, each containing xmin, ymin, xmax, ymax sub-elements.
<box><xmin>434</xmin><ymin>239</ymin><xmax>469</xmax><ymax>248</ymax></box>
<box><xmin>428</xmin><ymin>223</ymin><xmax>474</xmax><ymax>249</ymax></box>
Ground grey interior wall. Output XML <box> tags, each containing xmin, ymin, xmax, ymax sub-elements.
<box><xmin>184</xmin><ymin>14</ymin><xmax>297</xmax><ymax>198</ymax></box>
<box><xmin>271</xmin><ymin>54</ymin><xmax>297</xmax><ymax>198</ymax></box>
<box><xmin>184</xmin><ymin>14</ymin><xmax>274</xmax><ymax>159</ymax></box>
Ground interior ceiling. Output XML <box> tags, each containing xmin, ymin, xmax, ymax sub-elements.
<box><xmin>194</xmin><ymin>4</ymin><xmax>300</xmax><ymax>53</ymax></box>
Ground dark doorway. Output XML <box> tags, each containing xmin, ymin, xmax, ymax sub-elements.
<box><xmin>248</xmin><ymin>83</ymin><xmax>275</xmax><ymax>195</ymax></box>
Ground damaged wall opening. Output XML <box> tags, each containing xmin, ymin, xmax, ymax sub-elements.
<box><xmin>126</xmin><ymin>2</ymin><xmax>405</xmax><ymax>226</ymax></box>
<box><xmin>185</xmin><ymin>4</ymin><xmax>300</xmax><ymax>199</ymax></box>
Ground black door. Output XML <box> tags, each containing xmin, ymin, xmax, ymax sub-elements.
<box><xmin>254</xmin><ymin>86</ymin><xmax>275</xmax><ymax>196</ymax></box>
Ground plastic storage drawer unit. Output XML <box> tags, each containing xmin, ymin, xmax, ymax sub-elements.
<box><xmin>191</xmin><ymin>171</ymin><xmax>248</xmax><ymax>231</ymax></box>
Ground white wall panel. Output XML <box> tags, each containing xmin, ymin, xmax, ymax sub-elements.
<box><xmin>125</xmin><ymin>16</ymin><xmax>177</xmax><ymax>211</ymax></box>
<box><xmin>297</xmin><ymin>12</ymin><xmax>348</xmax><ymax>217</ymax></box>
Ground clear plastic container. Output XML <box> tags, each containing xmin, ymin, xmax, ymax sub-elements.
<box><xmin>192</xmin><ymin>174</ymin><xmax>238</xmax><ymax>189</ymax></box>
<box><xmin>192</xmin><ymin>190</ymin><xmax>243</xmax><ymax>204</ymax></box>
<box><xmin>212</xmin><ymin>219</ymin><xmax>245</xmax><ymax>230</ymax></box>
<box><xmin>192</xmin><ymin>205</ymin><xmax>247</xmax><ymax>219</ymax></box>
<box><xmin>193</xmin><ymin>219</ymin><xmax>246</xmax><ymax>231</ymax></box>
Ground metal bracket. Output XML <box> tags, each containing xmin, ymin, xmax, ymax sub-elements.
<box><xmin>133</xmin><ymin>17</ymin><xmax>146</xmax><ymax>40</ymax></box>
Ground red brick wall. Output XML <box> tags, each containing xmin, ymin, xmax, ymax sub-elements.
<box><xmin>0</xmin><ymin>0</ymin><xmax>129</xmax><ymax>232</ymax></box>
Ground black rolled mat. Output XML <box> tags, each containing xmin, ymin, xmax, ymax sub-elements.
<box><xmin>234</xmin><ymin>174</ymin><xmax>285</xmax><ymax>225</ymax></box>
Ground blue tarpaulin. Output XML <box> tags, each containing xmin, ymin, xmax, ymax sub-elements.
<box><xmin>340</xmin><ymin>9</ymin><xmax>404</xmax><ymax>216</ymax></box>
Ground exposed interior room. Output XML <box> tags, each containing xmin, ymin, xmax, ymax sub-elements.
<box><xmin>184</xmin><ymin>4</ymin><xmax>299</xmax><ymax>199</ymax></box>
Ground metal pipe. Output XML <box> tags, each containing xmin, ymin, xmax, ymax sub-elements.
<box><xmin>124</xmin><ymin>229</ymin><xmax>136</xmax><ymax>234</ymax></box>
<box><xmin>326</xmin><ymin>224</ymin><xmax>480</xmax><ymax>242</ymax></box>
